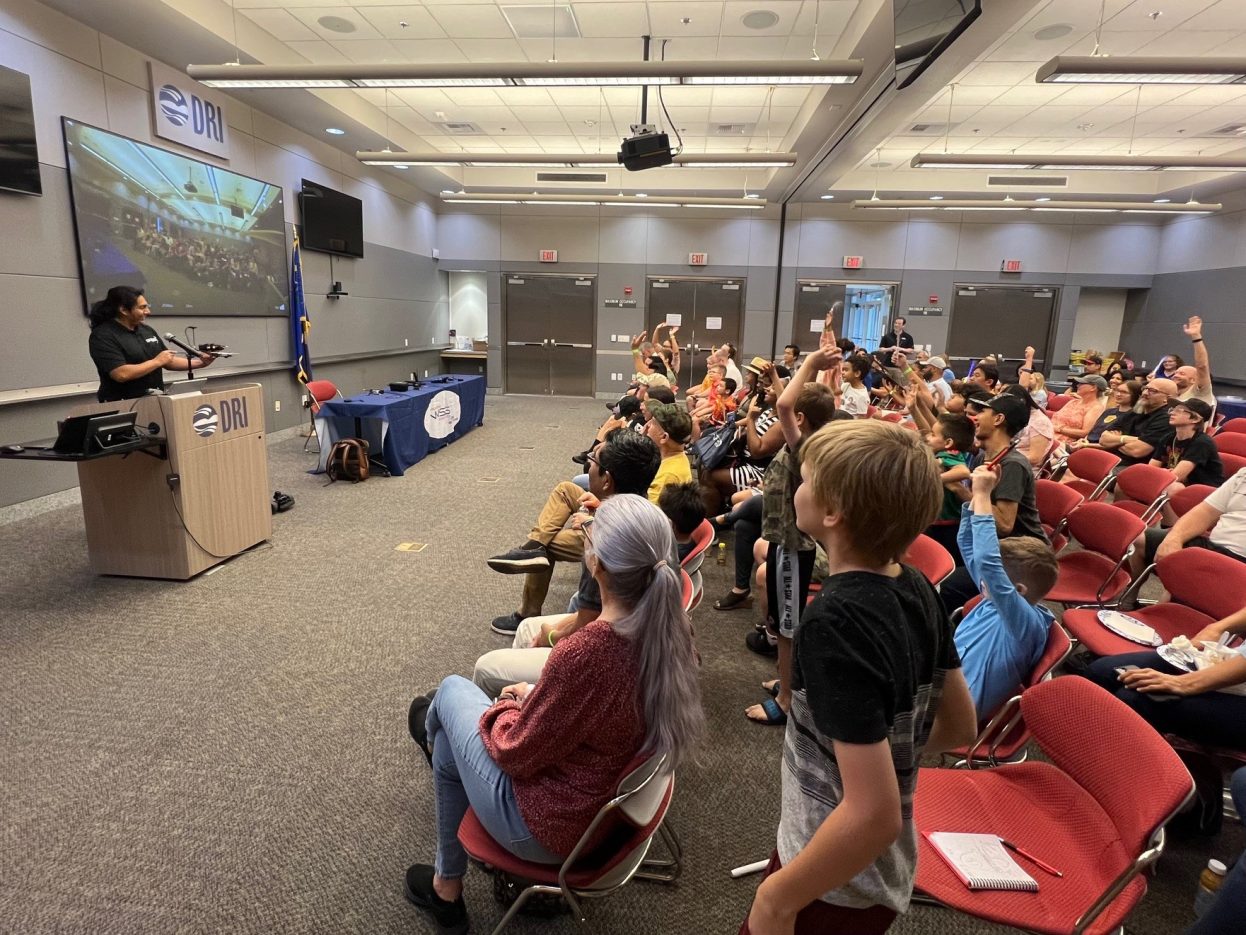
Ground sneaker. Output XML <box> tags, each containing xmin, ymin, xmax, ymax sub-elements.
<box><xmin>745</xmin><ymin>629</ymin><xmax>778</xmax><ymax>657</ymax></box>
<box><xmin>404</xmin><ymin>864</ymin><xmax>469</xmax><ymax>935</ymax></box>
<box><xmin>491</xmin><ymin>612</ymin><xmax>527</xmax><ymax>635</ymax></box>
<box><xmin>487</xmin><ymin>545</ymin><xmax>551</xmax><ymax>574</ymax></box>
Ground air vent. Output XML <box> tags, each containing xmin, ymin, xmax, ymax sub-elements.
<box><xmin>988</xmin><ymin>175</ymin><xmax>1068</xmax><ymax>187</ymax></box>
<box><xmin>909</xmin><ymin>122</ymin><xmax>950</xmax><ymax>134</ymax></box>
<box><xmin>440</xmin><ymin>122</ymin><xmax>483</xmax><ymax>135</ymax></box>
<box><xmin>1208</xmin><ymin>123</ymin><xmax>1246</xmax><ymax>136</ymax></box>
<box><xmin>501</xmin><ymin>4</ymin><xmax>580</xmax><ymax>39</ymax></box>
<box><xmin>713</xmin><ymin>123</ymin><xmax>755</xmax><ymax>136</ymax></box>
<box><xmin>536</xmin><ymin>171</ymin><xmax>609</xmax><ymax>183</ymax></box>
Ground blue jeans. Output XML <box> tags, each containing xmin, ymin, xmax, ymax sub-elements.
<box><xmin>1187</xmin><ymin>768</ymin><xmax>1246</xmax><ymax>934</ymax></box>
<box><xmin>425</xmin><ymin>675</ymin><xmax>562</xmax><ymax>879</ymax></box>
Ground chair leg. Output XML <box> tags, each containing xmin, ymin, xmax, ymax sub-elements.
<box><xmin>490</xmin><ymin>883</ymin><xmax>563</xmax><ymax>935</ymax></box>
<box><xmin>636</xmin><ymin>822</ymin><xmax>683</xmax><ymax>883</ymax></box>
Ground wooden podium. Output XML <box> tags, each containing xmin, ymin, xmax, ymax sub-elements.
<box><xmin>72</xmin><ymin>383</ymin><xmax>272</xmax><ymax>579</ymax></box>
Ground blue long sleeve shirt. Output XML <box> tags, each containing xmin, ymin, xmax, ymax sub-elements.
<box><xmin>954</xmin><ymin>505</ymin><xmax>1054</xmax><ymax>723</ymax></box>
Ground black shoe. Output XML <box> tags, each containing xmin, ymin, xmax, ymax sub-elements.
<box><xmin>404</xmin><ymin>864</ymin><xmax>469</xmax><ymax>935</ymax></box>
<box><xmin>745</xmin><ymin>629</ymin><xmax>778</xmax><ymax>657</ymax></box>
<box><xmin>491</xmin><ymin>612</ymin><xmax>527</xmax><ymax>636</ymax></box>
<box><xmin>487</xmin><ymin>546</ymin><xmax>551</xmax><ymax>574</ymax></box>
<box><xmin>571</xmin><ymin>451</ymin><xmax>589</xmax><ymax>466</ymax></box>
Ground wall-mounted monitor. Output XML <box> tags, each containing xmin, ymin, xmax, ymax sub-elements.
<box><xmin>62</xmin><ymin>117</ymin><xmax>289</xmax><ymax>317</ymax></box>
<box><xmin>894</xmin><ymin>0</ymin><xmax>982</xmax><ymax>90</ymax></box>
<box><xmin>0</xmin><ymin>64</ymin><xmax>41</xmax><ymax>196</ymax></box>
<box><xmin>299</xmin><ymin>179</ymin><xmax>364</xmax><ymax>258</ymax></box>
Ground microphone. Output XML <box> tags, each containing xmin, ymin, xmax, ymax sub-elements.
<box><xmin>164</xmin><ymin>332</ymin><xmax>208</xmax><ymax>361</ymax></box>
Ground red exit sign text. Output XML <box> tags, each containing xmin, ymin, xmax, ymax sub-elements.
<box><xmin>842</xmin><ymin>255</ymin><xmax>864</xmax><ymax>269</ymax></box>
<box><xmin>539</xmin><ymin>249</ymin><xmax>558</xmax><ymax>263</ymax></box>
<box><xmin>689</xmin><ymin>252</ymin><xmax>708</xmax><ymax>266</ymax></box>
<box><xmin>1001</xmin><ymin>258</ymin><xmax>1023</xmax><ymax>273</ymax></box>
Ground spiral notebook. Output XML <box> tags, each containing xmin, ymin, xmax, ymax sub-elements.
<box><xmin>924</xmin><ymin>832</ymin><xmax>1039</xmax><ymax>891</ymax></box>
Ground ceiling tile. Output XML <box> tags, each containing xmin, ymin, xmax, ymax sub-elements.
<box><xmin>1134</xmin><ymin>30</ymin><xmax>1240</xmax><ymax>55</ymax></box>
<box><xmin>956</xmin><ymin>61</ymin><xmax>1045</xmax><ymax>86</ymax></box>
<box><xmin>287</xmin><ymin>40</ymin><xmax>352</xmax><ymax>64</ymax></box>
<box><xmin>572</xmin><ymin>2</ymin><xmax>650</xmax><ymax>38</ymax></box>
<box><xmin>452</xmin><ymin>38</ymin><xmax>526</xmax><ymax>60</ymax></box>
<box><xmin>720</xmin><ymin>0</ymin><xmax>804</xmax><ymax>37</ymax></box>
<box><xmin>1056</xmin><ymin>29</ymin><xmax>1163</xmax><ymax>56</ymax></box>
<box><xmin>242</xmin><ymin>8</ymin><xmax>321</xmax><ymax>41</ymax></box>
<box><xmin>356</xmin><ymin>6</ymin><xmax>446</xmax><ymax>40</ymax></box>
<box><xmin>287</xmin><ymin>7</ymin><xmax>383</xmax><ymax>40</ymax></box>
<box><xmin>516</xmin><ymin>37</ymin><xmax>643</xmax><ymax>61</ymax></box>
<box><xmin>1166</xmin><ymin>86</ymin><xmax>1246</xmax><ymax>106</ymax></box>
<box><xmin>389</xmin><ymin>39</ymin><xmax>467</xmax><ymax>61</ymax></box>
<box><xmin>647</xmin><ymin>1</ymin><xmax>724</xmax><ymax>38</ymax></box>
<box><xmin>1182</xmin><ymin>0</ymin><xmax>1246</xmax><ymax>30</ymax></box>
<box><xmin>428</xmin><ymin>4</ymin><xmax>514</xmax><ymax>38</ymax></box>
<box><xmin>329</xmin><ymin>38</ymin><xmax>402</xmax><ymax>62</ymax></box>
<box><xmin>443</xmin><ymin>88</ymin><xmax>506</xmax><ymax>107</ymax></box>
<box><xmin>715</xmin><ymin>37</ymin><xmax>790</xmax><ymax>59</ymax></box>
<box><xmin>1107</xmin><ymin>0</ymin><xmax>1210</xmax><ymax>30</ymax></box>
<box><xmin>660</xmin><ymin>36</ymin><xmax>719</xmax><ymax>60</ymax></box>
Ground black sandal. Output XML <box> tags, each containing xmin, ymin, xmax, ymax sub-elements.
<box><xmin>714</xmin><ymin>589</ymin><xmax>752</xmax><ymax>611</ymax></box>
<box><xmin>407</xmin><ymin>690</ymin><xmax>437</xmax><ymax>764</ymax></box>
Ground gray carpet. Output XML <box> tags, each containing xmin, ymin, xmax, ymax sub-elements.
<box><xmin>0</xmin><ymin>394</ymin><xmax>1238</xmax><ymax>934</ymax></box>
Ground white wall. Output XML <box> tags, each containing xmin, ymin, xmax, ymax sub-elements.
<box><xmin>1071</xmin><ymin>288</ymin><xmax>1127</xmax><ymax>356</ymax></box>
<box><xmin>448</xmin><ymin>271</ymin><xmax>488</xmax><ymax>342</ymax></box>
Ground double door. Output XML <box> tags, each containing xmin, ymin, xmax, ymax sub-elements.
<box><xmin>504</xmin><ymin>273</ymin><xmax>595</xmax><ymax>396</ymax></box>
<box><xmin>645</xmin><ymin>277</ymin><xmax>745</xmax><ymax>388</ymax></box>
<box><xmin>946</xmin><ymin>285</ymin><xmax>1059</xmax><ymax>377</ymax></box>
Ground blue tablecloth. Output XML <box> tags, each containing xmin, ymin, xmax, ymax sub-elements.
<box><xmin>1217</xmin><ymin>397</ymin><xmax>1246</xmax><ymax>423</ymax></box>
<box><xmin>314</xmin><ymin>374</ymin><xmax>486</xmax><ymax>476</ymax></box>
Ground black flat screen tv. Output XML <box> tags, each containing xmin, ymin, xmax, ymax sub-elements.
<box><xmin>0</xmin><ymin>64</ymin><xmax>41</xmax><ymax>196</ymax></box>
<box><xmin>299</xmin><ymin>179</ymin><xmax>364</xmax><ymax>258</ymax></box>
<box><xmin>62</xmin><ymin>117</ymin><xmax>289</xmax><ymax>317</ymax></box>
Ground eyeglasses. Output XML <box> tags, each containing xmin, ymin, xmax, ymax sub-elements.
<box><xmin>1140</xmin><ymin>387</ymin><xmax>1167</xmax><ymax>396</ymax></box>
<box><xmin>585</xmin><ymin>452</ymin><xmax>600</xmax><ymax>468</ymax></box>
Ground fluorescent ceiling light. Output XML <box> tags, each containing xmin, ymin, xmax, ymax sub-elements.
<box><xmin>911</xmin><ymin>153</ymin><xmax>1246</xmax><ymax>172</ymax></box>
<box><xmin>356</xmin><ymin>151</ymin><xmax>797</xmax><ymax>169</ymax></box>
<box><xmin>852</xmin><ymin>198</ymin><xmax>1220</xmax><ymax>214</ymax></box>
<box><xmin>1037</xmin><ymin>56</ymin><xmax>1246</xmax><ymax>85</ymax></box>
<box><xmin>443</xmin><ymin>193</ymin><xmax>765</xmax><ymax>209</ymax></box>
<box><xmin>187</xmin><ymin>60</ymin><xmax>861</xmax><ymax>90</ymax></box>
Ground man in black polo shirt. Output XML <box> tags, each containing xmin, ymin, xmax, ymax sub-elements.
<box><xmin>940</xmin><ymin>393</ymin><xmax>1048</xmax><ymax>613</ymax></box>
<box><xmin>1098</xmin><ymin>377</ymin><xmax>1177</xmax><ymax>467</ymax></box>
<box><xmin>86</xmin><ymin>285</ymin><xmax>215</xmax><ymax>402</ymax></box>
<box><xmin>878</xmin><ymin>316</ymin><xmax>915</xmax><ymax>352</ymax></box>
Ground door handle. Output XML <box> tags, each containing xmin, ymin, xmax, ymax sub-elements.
<box><xmin>554</xmin><ymin>343</ymin><xmax>592</xmax><ymax>349</ymax></box>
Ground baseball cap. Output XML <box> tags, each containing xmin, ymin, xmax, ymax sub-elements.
<box><xmin>648</xmin><ymin>403</ymin><xmax>692</xmax><ymax>444</ymax></box>
<box><xmin>610</xmin><ymin>395</ymin><xmax>642</xmax><ymax>419</ymax></box>
<box><xmin>1071</xmin><ymin>374</ymin><xmax>1109</xmax><ymax>392</ymax></box>
<box><xmin>1173</xmin><ymin>397</ymin><xmax>1213</xmax><ymax>423</ymax></box>
<box><xmin>637</xmin><ymin>373</ymin><xmax>671</xmax><ymax>389</ymax></box>
<box><xmin>926</xmin><ymin>356</ymin><xmax>947</xmax><ymax>370</ymax></box>
<box><xmin>971</xmin><ymin>394</ymin><xmax>1030</xmax><ymax>436</ymax></box>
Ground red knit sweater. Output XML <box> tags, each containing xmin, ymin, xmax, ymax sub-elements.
<box><xmin>479</xmin><ymin>619</ymin><xmax>646</xmax><ymax>856</ymax></box>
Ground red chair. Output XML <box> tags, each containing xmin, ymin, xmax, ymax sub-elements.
<box><xmin>1169</xmin><ymin>484</ymin><xmax>1216</xmax><ymax>519</ymax></box>
<box><xmin>303</xmin><ymin>379</ymin><xmax>342</xmax><ymax>452</ymax></box>
<box><xmin>914</xmin><ymin>678</ymin><xmax>1194</xmax><ymax>935</ymax></box>
<box><xmin>1061</xmin><ymin>447</ymin><xmax>1120</xmax><ymax>501</ymax></box>
<box><xmin>679</xmin><ymin>569</ymin><xmax>694</xmax><ymax>612</ymax></box>
<box><xmin>952</xmin><ymin>619</ymin><xmax>1073</xmax><ymax>768</ymax></box>
<box><xmin>1109</xmin><ymin>463</ymin><xmax>1176</xmax><ymax>526</ymax></box>
<box><xmin>458</xmin><ymin>753</ymin><xmax>681</xmax><ymax>934</ymax></box>
<box><xmin>1213</xmin><ymin>432</ymin><xmax>1246</xmax><ymax>458</ymax></box>
<box><xmin>1035</xmin><ymin>479</ymin><xmax>1083</xmax><ymax>553</ymax></box>
<box><xmin>903</xmin><ymin>534</ymin><xmax>955</xmax><ymax>588</ymax></box>
<box><xmin>1220</xmin><ymin>452</ymin><xmax>1246</xmax><ymax>477</ymax></box>
<box><xmin>1220</xmin><ymin>417</ymin><xmax>1246</xmax><ymax>435</ymax></box>
<box><xmin>680</xmin><ymin>519</ymin><xmax>714</xmax><ymax>612</ymax></box>
<box><xmin>1063</xmin><ymin>549</ymin><xmax>1246</xmax><ymax>657</ymax></box>
<box><xmin>1046</xmin><ymin>393</ymin><xmax>1074</xmax><ymax>412</ymax></box>
<box><xmin>880</xmin><ymin>410</ymin><xmax>905</xmax><ymax>424</ymax></box>
<box><xmin>1045</xmin><ymin>502</ymin><xmax>1146</xmax><ymax>607</ymax></box>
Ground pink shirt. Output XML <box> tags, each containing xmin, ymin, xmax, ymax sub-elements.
<box><xmin>1052</xmin><ymin>396</ymin><xmax>1105</xmax><ymax>443</ymax></box>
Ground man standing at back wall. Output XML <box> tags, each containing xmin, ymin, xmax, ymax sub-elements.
<box><xmin>878</xmin><ymin>316</ymin><xmax>914</xmax><ymax>353</ymax></box>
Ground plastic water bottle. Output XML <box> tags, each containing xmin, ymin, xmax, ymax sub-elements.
<box><xmin>1193</xmin><ymin>859</ymin><xmax>1227</xmax><ymax>918</ymax></box>
<box><xmin>716</xmin><ymin>541</ymin><xmax>727</xmax><ymax>565</ymax></box>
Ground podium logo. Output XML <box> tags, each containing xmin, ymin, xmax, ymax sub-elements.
<box><xmin>424</xmin><ymin>390</ymin><xmax>461</xmax><ymax>440</ymax></box>
<box><xmin>192</xmin><ymin>404</ymin><xmax>219</xmax><ymax>437</ymax></box>
<box><xmin>158</xmin><ymin>85</ymin><xmax>190</xmax><ymax>127</ymax></box>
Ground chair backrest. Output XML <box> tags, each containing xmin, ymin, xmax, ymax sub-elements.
<box><xmin>977</xmin><ymin>619</ymin><xmax>1074</xmax><ymax>760</ymax></box>
<box><xmin>1168</xmin><ymin>484</ymin><xmax>1216</xmax><ymax>519</ymax></box>
<box><xmin>1220</xmin><ymin>452</ymin><xmax>1246</xmax><ymax>477</ymax></box>
<box><xmin>1213</xmin><ymin>432</ymin><xmax>1246</xmax><ymax>457</ymax></box>
<box><xmin>1157</xmin><ymin>548</ymin><xmax>1246</xmax><ymax>621</ymax></box>
<box><xmin>1035</xmin><ymin>478</ymin><xmax>1083</xmax><ymax>529</ymax></box>
<box><xmin>1112</xmin><ymin>463</ymin><xmax>1176</xmax><ymax>507</ymax></box>
<box><xmin>305</xmin><ymin>379</ymin><xmax>340</xmax><ymax>413</ymax></box>
<box><xmin>1067</xmin><ymin>501</ymin><xmax>1146</xmax><ymax>561</ymax></box>
<box><xmin>679</xmin><ymin>569</ymin><xmax>693</xmax><ymax>611</ymax></box>
<box><xmin>1046</xmin><ymin>393</ymin><xmax>1073</xmax><ymax>412</ymax></box>
<box><xmin>1220</xmin><ymin>417</ymin><xmax>1246</xmax><ymax>435</ymax></box>
<box><xmin>902</xmin><ymin>533</ymin><xmax>955</xmax><ymax>587</ymax></box>
<box><xmin>1019</xmin><ymin>678</ymin><xmax>1193</xmax><ymax>855</ymax></box>
<box><xmin>681</xmin><ymin>519</ymin><xmax>715</xmax><ymax>570</ymax></box>
<box><xmin>1066</xmin><ymin>447</ymin><xmax>1121</xmax><ymax>490</ymax></box>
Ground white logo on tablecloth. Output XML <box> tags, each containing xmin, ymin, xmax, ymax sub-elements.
<box><xmin>424</xmin><ymin>391</ymin><xmax>461</xmax><ymax>439</ymax></box>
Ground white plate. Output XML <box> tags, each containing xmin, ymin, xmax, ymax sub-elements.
<box><xmin>1098</xmin><ymin>610</ymin><xmax>1162</xmax><ymax>647</ymax></box>
<box><xmin>1157</xmin><ymin>644</ymin><xmax>1195</xmax><ymax>671</ymax></box>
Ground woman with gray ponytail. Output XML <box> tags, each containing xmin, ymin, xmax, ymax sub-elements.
<box><xmin>404</xmin><ymin>493</ymin><xmax>704</xmax><ymax>934</ymax></box>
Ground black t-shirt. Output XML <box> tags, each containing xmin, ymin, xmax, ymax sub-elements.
<box><xmin>969</xmin><ymin>448</ymin><xmax>1048</xmax><ymax>542</ymax></box>
<box><xmin>1088</xmin><ymin>407</ymin><xmax>1136</xmax><ymax>444</ymax></box>
<box><xmin>88</xmin><ymin>320</ymin><xmax>167</xmax><ymax>402</ymax></box>
<box><xmin>1160</xmin><ymin>433</ymin><xmax>1225</xmax><ymax>487</ymax></box>
<box><xmin>1118</xmin><ymin>405</ymin><xmax>1174</xmax><ymax>466</ymax></box>
<box><xmin>879</xmin><ymin>331</ymin><xmax>915</xmax><ymax>351</ymax></box>
<box><xmin>793</xmin><ymin>564</ymin><xmax>960</xmax><ymax>744</ymax></box>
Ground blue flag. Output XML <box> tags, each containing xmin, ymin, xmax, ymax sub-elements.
<box><xmin>290</xmin><ymin>228</ymin><xmax>312</xmax><ymax>383</ymax></box>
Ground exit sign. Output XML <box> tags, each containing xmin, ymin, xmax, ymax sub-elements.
<box><xmin>689</xmin><ymin>252</ymin><xmax>708</xmax><ymax>266</ymax></box>
<box><xmin>842</xmin><ymin>255</ymin><xmax>864</xmax><ymax>269</ymax></box>
<box><xmin>1001</xmin><ymin>258</ymin><xmax>1023</xmax><ymax>273</ymax></box>
<box><xmin>539</xmin><ymin>249</ymin><xmax>558</xmax><ymax>263</ymax></box>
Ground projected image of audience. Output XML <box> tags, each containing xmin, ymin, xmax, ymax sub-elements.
<box><xmin>63</xmin><ymin>118</ymin><xmax>288</xmax><ymax>317</ymax></box>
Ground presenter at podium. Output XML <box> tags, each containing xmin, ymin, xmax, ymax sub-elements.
<box><xmin>87</xmin><ymin>285</ymin><xmax>216</xmax><ymax>403</ymax></box>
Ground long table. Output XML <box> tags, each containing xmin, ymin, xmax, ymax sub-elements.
<box><xmin>314</xmin><ymin>374</ymin><xmax>486</xmax><ymax>476</ymax></box>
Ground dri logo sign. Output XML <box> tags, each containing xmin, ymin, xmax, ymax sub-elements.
<box><xmin>192</xmin><ymin>397</ymin><xmax>249</xmax><ymax>438</ymax></box>
<box><xmin>149</xmin><ymin>61</ymin><xmax>230</xmax><ymax>159</ymax></box>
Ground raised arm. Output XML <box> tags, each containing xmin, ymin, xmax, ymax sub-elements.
<box><xmin>1184</xmin><ymin>315</ymin><xmax>1212</xmax><ymax>391</ymax></box>
<box><xmin>666</xmin><ymin>325</ymin><xmax>681</xmax><ymax>372</ymax></box>
<box><xmin>629</xmin><ymin>332</ymin><xmax>654</xmax><ymax>375</ymax></box>
<box><xmin>779</xmin><ymin>348</ymin><xmax>840</xmax><ymax>450</ymax></box>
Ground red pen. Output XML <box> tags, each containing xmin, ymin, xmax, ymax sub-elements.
<box><xmin>1000</xmin><ymin>838</ymin><xmax>1063</xmax><ymax>877</ymax></box>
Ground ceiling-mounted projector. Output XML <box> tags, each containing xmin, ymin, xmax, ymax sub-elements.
<box><xmin>617</xmin><ymin>124</ymin><xmax>673</xmax><ymax>171</ymax></box>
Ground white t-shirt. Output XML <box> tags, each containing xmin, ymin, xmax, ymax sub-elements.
<box><xmin>1205</xmin><ymin>468</ymin><xmax>1246</xmax><ymax>558</ymax></box>
<box><xmin>1179</xmin><ymin>382</ymin><xmax>1216</xmax><ymax>414</ymax></box>
<box><xmin>840</xmin><ymin>383</ymin><xmax>871</xmax><ymax>417</ymax></box>
<box><xmin>927</xmin><ymin>378</ymin><xmax>952</xmax><ymax>407</ymax></box>
<box><xmin>724</xmin><ymin>360</ymin><xmax>744</xmax><ymax>391</ymax></box>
